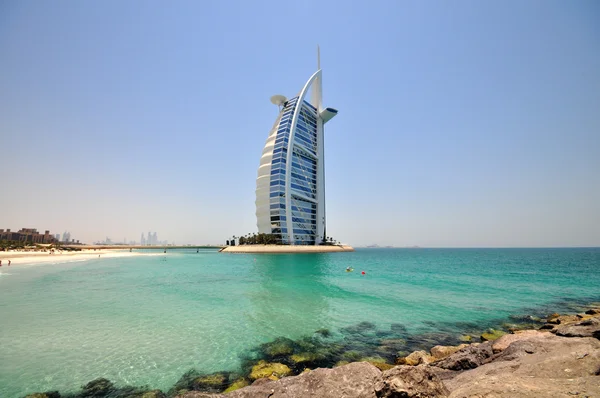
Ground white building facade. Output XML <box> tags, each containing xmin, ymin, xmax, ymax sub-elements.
<box><xmin>255</xmin><ymin>53</ymin><xmax>338</xmax><ymax>245</ymax></box>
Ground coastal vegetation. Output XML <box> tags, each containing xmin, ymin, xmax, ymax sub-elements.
<box><xmin>225</xmin><ymin>233</ymin><xmax>340</xmax><ymax>246</ymax></box>
<box><xmin>21</xmin><ymin>302</ymin><xmax>600</xmax><ymax>397</ymax></box>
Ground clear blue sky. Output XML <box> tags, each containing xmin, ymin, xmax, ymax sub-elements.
<box><xmin>1</xmin><ymin>0</ymin><xmax>599</xmax><ymax>247</ymax></box>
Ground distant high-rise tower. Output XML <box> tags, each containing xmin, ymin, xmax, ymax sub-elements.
<box><xmin>255</xmin><ymin>48</ymin><xmax>338</xmax><ymax>245</ymax></box>
<box><xmin>141</xmin><ymin>233</ymin><xmax>146</xmax><ymax>246</ymax></box>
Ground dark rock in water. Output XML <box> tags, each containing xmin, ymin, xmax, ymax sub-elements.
<box><xmin>190</xmin><ymin>373</ymin><xmax>230</xmax><ymax>393</ymax></box>
<box><xmin>80</xmin><ymin>378</ymin><xmax>115</xmax><ymax>397</ymax></box>
<box><xmin>261</xmin><ymin>337</ymin><xmax>296</xmax><ymax>358</ymax></box>
<box><xmin>315</xmin><ymin>328</ymin><xmax>332</xmax><ymax>338</ymax></box>
<box><xmin>553</xmin><ymin>317</ymin><xmax>600</xmax><ymax>338</ymax></box>
<box><xmin>406</xmin><ymin>332</ymin><xmax>457</xmax><ymax>351</ymax></box>
<box><xmin>374</xmin><ymin>365</ymin><xmax>449</xmax><ymax>398</ymax></box>
<box><xmin>389</xmin><ymin>323</ymin><xmax>408</xmax><ymax>335</ymax></box>
<box><xmin>341</xmin><ymin>321</ymin><xmax>377</xmax><ymax>336</ymax></box>
<box><xmin>433</xmin><ymin>342</ymin><xmax>493</xmax><ymax>370</ymax></box>
<box><xmin>24</xmin><ymin>393</ymin><xmax>61</xmax><ymax>398</ymax></box>
<box><xmin>140</xmin><ymin>390</ymin><xmax>166</xmax><ymax>398</ymax></box>
<box><xmin>167</xmin><ymin>369</ymin><xmax>201</xmax><ymax>396</ymax></box>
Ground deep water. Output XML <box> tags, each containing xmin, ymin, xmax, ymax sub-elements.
<box><xmin>0</xmin><ymin>248</ymin><xmax>599</xmax><ymax>397</ymax></box>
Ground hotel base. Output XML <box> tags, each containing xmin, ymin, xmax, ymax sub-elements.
<box><xmin>220</xmin><ymin>244</ymin><xmax>354</xmax><ymax>254</ymax></box>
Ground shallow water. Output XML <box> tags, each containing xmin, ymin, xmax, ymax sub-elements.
<box><xmin>0</xmin><ymin>248</ymin><xmax>598</xmax><ymax>397</ymax></box>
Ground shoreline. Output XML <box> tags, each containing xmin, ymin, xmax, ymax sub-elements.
<box><xmin>0</xmin><ymin>249</ymin><xmax>163</xmax><ymax>266</ymax></box>
<box><xmin>20</xmin><ymin>299</ymin><xmax>600</xmax><ymax>397</ymax></box>
<box><xmin>220</xmin><ymin>244</ymin><xmax>355</xmax><ymax>253</ymax></box>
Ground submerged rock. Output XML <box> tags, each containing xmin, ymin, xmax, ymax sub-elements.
<box><xmin>480</xmin><ymin>329</ymin><xmax>506</xmax><ymax>341</ymax></box>
<box><xmin>190</xmin><ymin>373</ymin><xmax>229</xmax><ymax>393</ymax></box>
<box><xmin>249</xmin><ymin>360</ymin><xmax>292</xmax><ymax>380</ymax></box>
<box><xmin>24</xmin><ymin>393</ymin><xmax>61</xmax><ymax>398</ymax></box>
<box><xmin>168</xmin><ymin>369</ymin><xmax>201</xmax><ymax>396</ymax></box>
<box><xmin>315</xmin><ymin>328</ymin><xmax>332</xmax><ymax>338</ymax></box>
<box><xmin>374</xmin><ymin>365</ymin><xmax>449</xmax><ymax>398</ymax></box>
<box><xmin>458</xmin><ymin>335</ymin><xmax>472</xmax><ymax>342</ymax></box>
<box><xmin>360</xmin><ymin>357</ymin><xmax>395</xmax><ymax>371</ymax></box>
<box><xmin>81</xmin><ymin>378</ymin><xmax>114</xmax><ymax>397</ymax></box>
<box><xmin>141</xmin><ymin>390</ymin><xmax>166</xmax><ymax>398</ymax></box>
<box><xmin>223</xmin><ymin>379</ymin><xmax>249</xmax><ymax>393</ymax></box>
<box><xmin>261</xmin><ymin>337</ymin><xmax>295</xmax><ymax>357</ymax></box>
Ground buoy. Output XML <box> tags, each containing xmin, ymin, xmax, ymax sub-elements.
<box><xmin>361</xmin><ymin>271</ymin><xmax>366</xmax><ymax>275</ymax></box>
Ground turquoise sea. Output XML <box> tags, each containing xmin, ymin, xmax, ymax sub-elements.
<box><xmin>0</xmin><ymin>248</ymin><xmax>599</xmax><ymax>397</ymax></box>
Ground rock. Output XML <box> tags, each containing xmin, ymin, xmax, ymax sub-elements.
<box><xmin>250</xmin><ymin>377</ymin><xmax>273</xmax><ymax>386</ymax></box>
<box><xmin>433</xmin><ymin>342</ymin><xmax>493</xmax><ymax>370</ymax></box>
<box><xmin>430</xmin><ymin>344</ymin><xmax>469</xmax><ymax>360</ymax></box>
<box><xmin>249</xmin><ymin>360</ymin><xmax>292</xmax><ymax>380</ymax></box>
<box><xmin>290</xmin><ymin>352</ymin><xmax>319</xmax><ymax>363</ymax></box>
<box><xmin>24</xmin><ymin>393</ymin><xmax>60</xmax><ymax>398</ymax></box>
<box><xmin>480</xmin><ymin>329</ymin><xmax>506</xmax><ymax>341</ymax></box>
<box><xmin>374</xmin><ymin>365</ymin><xmax>449</xmax><ymax>398</ymax></box>
<box><xmin>81</xmin><ymin>378</ymin><xmax>114</xmax><ymax>397</ymax></box>
<box><xmin>403</xmin><ymin>350</ymin><xmax>435</xmax><ymax>366</ymax></box>
<box><xmin>315</xmin><ymin>328</ymin><xmax>332</xmax><ymax>337</ymax></box>
<box><xmin>361</xmin><ymin>357</ymin><xmax>395</xmax><ymax>371</ymax></box>
<box><xmin>223</xmin><ymin>379</ymin><xmax>249</xmax><ymax>393</ymax></box>
<box><xmin>176</xmin><ymin>392</ymin><xmax>223</xmax><ymax>398</ymax></box>
<box><xmin>445</xmin><ymin>334</ymin><xmax>600</xmax><ymax>398</ymax></box>
<box><xmin>546</xmin><ymin>313</ymin><xmax>560</xmax><ymax>323</ymax></box>
<box><xmin>585</xmin><ymin>308</ymin><xmax>600</xmax><ymax>315</ymax></box>
<box><xmin>168</xmin><ymin>369</ymin><xmax>201</xmax><ymax>395</ymax></box>
<box><xmin>553</xmin><ymin>317</ymin><xmax>600</xmax><ymax>338</ymax></box>
<box><xmin>491</xmin><ymin>330</ymin><xmax>550</xmax><ymax>353</ymax></box>
<box><xmin>191</xmin><ymin>373</ymin><xmax>229</xmax><ymax>392</ymax></box>
<box><xmin>224</xmin><ymin>362</ymin><xmax>382</xmax><ymax>398</ymax></box>
<box><xmin>546</xmin><ymin>314</ymin><xmax>580</xmax><ymax>325</ymax></box>
<box><xmin>141</xmin><ymin>390</ymin><xmax>166</xmax><ymax>398</ymax></box>
<box><xmin>458</xmin><ymin>335</ymin><xmax>472</xmax><ymax>342</ymax></box>
<box><xmin>261</xmin><ymin>337</ymin><xmax>295</xmax><ymax>357</ymax></box>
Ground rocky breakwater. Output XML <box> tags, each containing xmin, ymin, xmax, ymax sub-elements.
<box><xmin>176</xmin><ymin>305</ymin><xmax>600</xmax><ymax>398</ymax></box>
<box><xmin>24</xmin><ymin>304</ymin><xmax>600</xmax><ymax>398</ymax></box>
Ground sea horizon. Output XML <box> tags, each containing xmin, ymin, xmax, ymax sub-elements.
<box><xmin>1</xmin><ymin>247</ymin><xmax>599</xmax><ymax>397</ymax></box>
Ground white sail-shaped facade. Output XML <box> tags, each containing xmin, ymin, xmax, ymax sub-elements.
<box><xmin>255</xmin><ymin>64</ymin><xmax>338</xmax><ymax>245</ymax></box>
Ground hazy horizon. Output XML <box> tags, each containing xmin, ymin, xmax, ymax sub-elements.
<box><xmin>1</xmin><ymin>1</ymin><xmax>599</xmax><ymax>248</ymax></box>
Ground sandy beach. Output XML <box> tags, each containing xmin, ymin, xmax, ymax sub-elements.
<box><xmin>0</xmin><ymin>249</ymin><xmax>162</xmax><ymax>265</ymax></box>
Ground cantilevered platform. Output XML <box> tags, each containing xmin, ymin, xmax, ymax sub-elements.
<box><xmin>220</xmin><ymin>245</ymin><xmax>354</xmax><ymax>253</ymax></box>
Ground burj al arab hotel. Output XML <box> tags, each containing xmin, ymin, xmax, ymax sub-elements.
<box><xmin>255</xmin><ymin>50</ymin><xmax>338</xmax><ymax>245</ymax></box>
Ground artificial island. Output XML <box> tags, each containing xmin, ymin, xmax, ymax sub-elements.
<box><xmin>222</xmin><ymin>50</ymin><xmax>353</xmax><ymax>253</ymax></box>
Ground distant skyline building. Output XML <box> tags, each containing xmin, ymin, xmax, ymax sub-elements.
<box><xmin>255</xmin><ymin>48</ymin><xmax>338</xmax><ymax>245</ymax></box>
<box><xmin>0</xmin><ymin>228</ymin><xmax>58</xmax><ymax>244</ymax></box>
